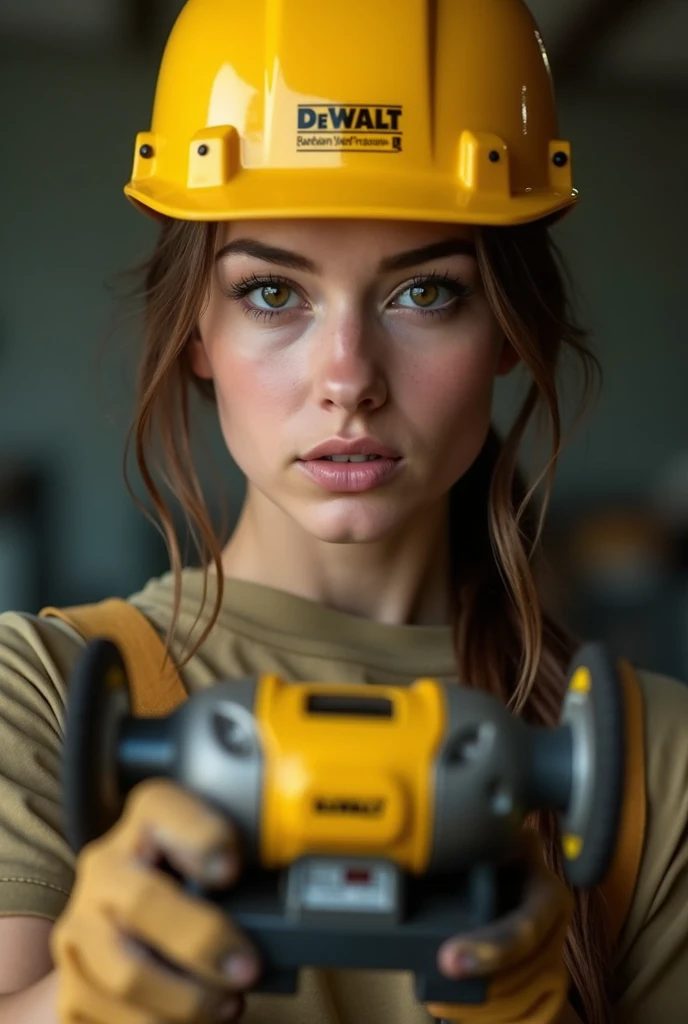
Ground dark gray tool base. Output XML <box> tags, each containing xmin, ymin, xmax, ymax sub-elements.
<box><xmin>197</xmin><ymin>863</ymin><xmax>524</xmax><ymax>1005</ymax></box>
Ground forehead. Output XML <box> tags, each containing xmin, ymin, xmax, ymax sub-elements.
<box><xmin>217</xmin><ymin>218</ymin><xmax>475</xmax><ymax>267</ymax></box>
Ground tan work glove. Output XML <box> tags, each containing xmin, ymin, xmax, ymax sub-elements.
<box><xmin>428</xmin><ymin>831</ymin><xmax>574</xmax><ymax>1024</ymax></box>
<box><xmin>51</xmin><ymin>779</ymin><xmax>261</xmax><ymax>1024</ymax></box>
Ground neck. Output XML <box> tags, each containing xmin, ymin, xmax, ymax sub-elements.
<box><xmin>220</xmin><ymin>490</ymin><xmax>453</xmax><ymax>626</ymax></box>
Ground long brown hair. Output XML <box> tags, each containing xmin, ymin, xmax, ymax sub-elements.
<box><xmin>124</xmin><ymin>216</ymin><xmax>611</xmax><ymax>1022</ymax></box>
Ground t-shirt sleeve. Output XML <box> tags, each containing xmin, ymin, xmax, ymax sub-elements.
<box><xmin>0</xmin><ymin>611</ymin><xmax>85</xmax><ymax>921</ymax></box>
<box><xmin>612</xmin><ymin>669</ymin><xmax>688</xmax><ymax>1020</ymax></box>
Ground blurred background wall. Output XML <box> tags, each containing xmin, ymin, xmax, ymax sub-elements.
<box><xmin>0</xmin><ymin>0</ymin><xmax>686</xmax><ymax>677</ymax></box>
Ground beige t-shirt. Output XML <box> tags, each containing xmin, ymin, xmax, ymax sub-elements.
<box><xmin>0</xmin><ymin>569</ymin><xmax>686</xmax><ymax>1022</ymax></box>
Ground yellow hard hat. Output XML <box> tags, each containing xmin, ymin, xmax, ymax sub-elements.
<box><xmin>124</xmin><ymin>0</ymin><xmax>576</xmax><ymax>227</ymax></box>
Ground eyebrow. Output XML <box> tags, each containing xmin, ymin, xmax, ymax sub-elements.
<box><xmin>215</xmin><ymin>238</ymin><xmax>317</xmax><ymax>272</ymax></box>
<box><xmin>213</xmin><ymin>236</ymin><xmax>476</xmax><ymax>274</ymax></box>
<box><xmin>378</xmin><ymin>238</ymin><xmax>476</xmax><ymax>272</ymax></box>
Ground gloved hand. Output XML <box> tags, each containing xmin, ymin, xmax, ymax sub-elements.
<box><xmin>428</xmin><ymin>830</ymin><xmax>574</xmax><ymax>1024</ymax></box>
<box><xmin>51</xmin><ymin>778</ymin><xmax>261</xmax><ymax>1024</ymax></box>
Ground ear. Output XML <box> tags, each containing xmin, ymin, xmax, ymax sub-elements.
<box><xmin>187</xmin><ymin>331</ymin><xmax>214</xmax><ymax>380</ymax></box>
<box><xmin>495</xmin><ymin>339</ymin><xmax>520</xmax><ymax>377</ymax></box>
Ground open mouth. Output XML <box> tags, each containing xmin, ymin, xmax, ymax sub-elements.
<box><xmin>316</xmin><ymin>454</ymin><xmax>385</xmax><ymax>463</ymax></box>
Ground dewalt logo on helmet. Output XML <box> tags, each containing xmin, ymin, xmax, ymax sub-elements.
<box><xmin>296</xmin><ymin>105</ymin><xmax>403</xmax><ymax>153</ymax></box>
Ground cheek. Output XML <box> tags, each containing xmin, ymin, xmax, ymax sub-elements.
<box><xmin>400</xmin><ymin>333</ymin><xmax>500</xmax><ymax>445</ymax></box>
<box><xmin>211</xmin><ymin>345</ymin><xmax>303</xmax><ymax>463</ymax></box>
<box><xmin>200</xmin><ymin>294</ymin><xmax>308</xmax><ymax>427</ymax></box>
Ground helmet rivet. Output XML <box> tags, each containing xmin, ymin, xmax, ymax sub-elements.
<box><xmin>139</xmin><ymin>144</ymin><xmax>154</xmax><ymax>159</ymax></box>
<box><xmin>488</xmin><ymin>150</ymin><xmax>500</xmax><ymax>163</ymax></box>
<box><xmin>553</xmin><ymin>151</ymin><xmax>568</xmax><ymax>167</ymax></box>
<box><xmin>198</xmin><ymin>144</ymin><xmax>209</xmax><ymax>156</ymax></box>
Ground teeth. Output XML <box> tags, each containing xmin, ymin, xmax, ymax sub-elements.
<box><xmin>325</xmin><ymin>454</ymin><xmax>381</xmax><ymax>463</ymax></box>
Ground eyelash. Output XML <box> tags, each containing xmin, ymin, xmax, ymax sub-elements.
<box><xmin>402</xmin><ymin>273</ymin><xmax>474</xmax><ymax>317</ymax></box>
<box><xmin>226</xmin><ymin>273</ymin><xmax>293</xmax><ymax>321</ymax></box>
<box><xmin>225</xmin><ymin>271</ymin><xmax>474</xmax><ymax>321</ymax></box>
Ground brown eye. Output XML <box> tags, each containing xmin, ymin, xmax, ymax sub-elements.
<box><xmin>394</xmin><ymin>276</ymin><xmax>473</xmax><ymax>314</ymax></box>
<box><xmin>409</xmin><ymin>283</ymin><xmax>440</xmax><ymax>308</ymax></box>
<box><xmin>261</xmin><ymin>284</ymin><xmax>291</xmax><ymax>308</ymax></box>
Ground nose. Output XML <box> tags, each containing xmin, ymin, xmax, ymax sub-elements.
<box><xmin>311</xmin><ymin>310</ymin><xmax>388</xmax><ymax>414</ymax></box>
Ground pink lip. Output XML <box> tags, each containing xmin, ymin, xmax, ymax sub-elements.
<box><xmin>302</xmin><ymin>436</ymin><xmax>400</xmax><ymax>461</ymax></box>
<box><xmin>297</xmin><ymin>457</ymin><xmax>403</xmax><ymax>493</ymax></box>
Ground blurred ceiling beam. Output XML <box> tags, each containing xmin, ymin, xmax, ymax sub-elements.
<box><xmin>553</xmin><ymin>0</ymin><xmax>656</xmax><ymax>79</ymax></box>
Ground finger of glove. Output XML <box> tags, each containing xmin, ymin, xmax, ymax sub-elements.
<box><xmin>489</xmin><ymin>934</ymin><xmax>569</xmax><ymax>1003</ymax></box>
<box><xmin>109</xmin><ymin>778</ymin><xmax>240</xmax><ymax>887</ymax></box>
<box><xmin>55</xmin><ymin>945</ymin><xmax>164</xmax><ymax>1024</ymax></box>
<box><xmin>439</xmin><ymin>858</ymin><xmax>572</xmax><ymax>977</ymax></box>
<box><xmin>428</xmin><ymin>980</ymin><xmax>566</xmax><ymax>1024</ymax></box>
<box><xmin>79</xmin><ymin>850</ymin><xmax>259</xmax><ymax>988</ymax></box>
<box><xmin>429</xmin><ymin>936</ymin><xmax>569</xmax><ymax>1023</ymax></box>
<box><xmin>52</xmin><ymin>907</ymin><xmax>222</xmax><ymax>1022</ymax></box>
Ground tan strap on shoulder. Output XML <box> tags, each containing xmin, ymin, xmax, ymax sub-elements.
<box><xmin>40</xmin><ymin>599</ymin><xmax>188</xmax><ymax>717</ymax></box>
<box><xmin>598</xmin><ymin>658</ymin><xmax>646</xmax><ymax>947</ymax></box>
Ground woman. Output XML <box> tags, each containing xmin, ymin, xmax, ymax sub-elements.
<box><xmin>0</xmin><ymin>1</ymin><xmax>686</xmax><ymax>1023</ymax></box>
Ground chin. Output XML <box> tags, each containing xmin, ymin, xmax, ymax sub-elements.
<box><xmin>296</xmin><ymin>500</ymin><xmax>404</xmax><ymax>545</ymax></box>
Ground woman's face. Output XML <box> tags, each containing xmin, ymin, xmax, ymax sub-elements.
<box><xmin>193</xmin><ymin>218</ymin><xmax>515</xmax><ymax>544</ymax></box>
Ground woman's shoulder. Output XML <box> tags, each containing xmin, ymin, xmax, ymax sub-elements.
<box><xmin>633</xmin><ymin>664</ymin><xmax>688</xmax><ymax>916</ymax></box>
<box><xmin>0</xmin><ymin>574</ymin><xmax>179</xmax><ymax>711</ymax></box>
<box><xmin>0</xmin><ymin>606</ymin><xmax>87</xmax><ymax>709</ymax></box>
<box><xmin>635</xmin><ymin>663</ymin><xmax>688</xmax><ymax>746</ymax></box>
<box><xmin>0</xmin><ymin>606</ymin><xmax>111</xmax><ymax>919</ymax></box>
<box><xmin>628</xmin><ymin>666</ymin><xmax>688</xmax><ymax>881</ymax></box>
<box><xmin>0</xmin><ymin>570</ymin><xmax>207</xmax><ymax>699</ymax></box>
<box><xmin>612</xmin><ymin>664</ymin><xmax>688</xmax><ymax>1011</ymax></box>
<box><xmin>634</xmin><ymin>661</ymin><xmax>688</xmax><ymax>830</ymax></box>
